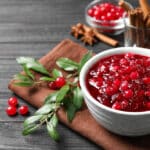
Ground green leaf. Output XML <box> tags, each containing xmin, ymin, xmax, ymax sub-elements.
<box><xmin>52</xmin><ymin>69</ymin><xmax>62</xmax><ymax>79</ymax></box>
<box><xmin>56</xmin><ymin>85</ymin><xmax>70</xmax><ymax>103</ymax></box>
<box><xmin>23</xmin><ymin>115</ymin><xmax>43</xmax><ymax>127</ymax></box>
<box><xmin>14</xmin><ymin>81</ymin><xmax>34</xmax><ymax>86</ymax></box>
<box><xmin>16</xmin><ymin>57</ymin><xmax>35</xmax><ymax>65</ymax></box>
<box><xmin>40</xmin><ymin>76</ymin><xmax>55</xmax><ymax>82</ymax></box>
<box><xmin>23</xmin><ymin>65</ymin><xmax>34</xmax><ymax>80</ymax></box>
<box><xmin>16</xmin><ymin>57</ymin><xmax>49</xmax><ymax>76</ymax></box>
<box><xmin>50</xmin><ymin>114</ymin><xmax>58</xmax><ymax>128</ymax></box>
<box><xmin>22</xmin><ymin>123</ymin><xmax>39</xmax><ymax>136</ymax></box>
<box><xmin>73</xmin><ymin>77</ymin><xmax>79</xmax><ymax>84</ymax></box>
<box><xmin>14</xmin><ymin>73</ymin><xmax>33</xmax><ymax>86</ymax></box>
<box><xmin>56</xmin><ymin>58</ymin><xmax>79</xmax><ymax>71</ymax></box>
<box><xmin>78</xmin><ymin>51</ymin><xmax>92</xmax><ymax>72</ymax></box>
<box><xmin>26</xmin><ymin>61</ymin><xmax>49</xmax><ymax>76</ymax></box>
<box><xmin>47</xmin><ymin>121</ymin><xmax>59</xmax><ymax>141</ymax></box>
<box><xmin>63</xmin><ymin>96</ymin><xmax>78</xmax><ymax>122</ymax></box>
<box><xmin>66</xmin><ymin>102</ymin><xmax>77</xmax><ymax>122</ymax></box>
<box><xmin>35</xmin><ymin>104</ymin><xmax>55</xmax><ymax>115</ymax></box>
<box><xmin>14</xmin><ymin>73</ymin><xmax>32</xmax><ymax>82</ymax></box>
<box><xmin>73</xmin><ymin>87</ymin><xmax>83</xmax><ymax>109</ymax></box>
<box><xmin>45</xmin><ymin>92</ymin><xmax>59</xmax><ymax>104</ymax></box>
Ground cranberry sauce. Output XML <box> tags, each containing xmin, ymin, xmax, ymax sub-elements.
<box><xmin>86</xmin><ymin>53</ymin><xmax>150</xmax><ymax>112</ymax></box>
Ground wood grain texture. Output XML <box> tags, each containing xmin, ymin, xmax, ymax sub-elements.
<box><xmin>0</xmin><ymin>0</ymin><xmax>143</xmax><ymax>150</ymax></box>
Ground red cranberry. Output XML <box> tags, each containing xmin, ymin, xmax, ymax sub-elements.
<box><xmin>130</xmin><ymin>71</ymin><xmax>139</xmax><ymax>80</ymax></box>
<box><xmin>103</xmin><ymin>2</ymin><xmax>112</xmax><ymax>10</ymax></box>
<box><xmin>48</xmin><ymin>81</ymin><xmax>57</xmax><ymax>90</ymax></box>
<box><xmin>145</xmin><ymin>102</ymin><xmax>150</xmax><ymax>110</ymax></box>
<box><xmin>105</xmin><ymin>86</ymin><xmax>114</xmax><ymax>96</ymax></box>
<box><xmin>100</xmin><ymin>15</ymin><xmax>107</xmax><ymax>21</ymax></box>
<box><xmin>102</xmin><ymin>98</ymin><xmax>111</xmax><ymax>107</ymax></box>
<box><xmin>120</xmin><ymin>81</ymin><xmax>129</xmax><ymax>91</ymax></box>
<box><xmin>8</xmin><ymin>97</ymin><xmax>18</xmax><ymax>107</ymax></box>
<box><xmin>55</xmin><ymin>77</ymin><xmax>66</xmax><ymax>88</ymax></box>
<box><xmin>124</xmin><ymin>53</ymin><xmax>134</xmax><ymax>59</ymax></box>
<box><xmin>99</xmin><ymin>6</ymin><xmax>107</xmax><ymax>14</ymax></box>
<box><xmin>143</xmin><ymin>77</ymin><xmax>150</xmax><ymax>84</ymax></box>
<box><xmin>93</xmin><ymin>4</ymin><xmax>100</xmax><ymax>10</ymax></box>
<box><xmin>88</xmin><ymin>8</ymin><xmax>95</xmax><ymax>17</ymax></box>
<box><xmin>131</xmin><ymin>102</ymin><xmax>141</xmax><ymax>112</ymax></box>
<box><xmin>97</xmin><ymin>77</ymin><xmax>103</xmax><ymax>86</ymax></box>
<box><xmin>123</xmin><ymin>89</ymin><xmax>133</xmax><ymax>98</ymax></box>
<box><xmin>49</xmin><ymin>77</ymin><xmax>66</xmax><ymax>90</ymax></box>
<box><xmin>110</xmin><ymin>65</ymin><xmax>119</xmax><ymax>72</ymax></box>
<box><xmin>114</xmin><ymin>93</ymin><xmax>123</xmax><ymax>102</ymax></box>
<box><xmin>110</xmin><ymin>7</ymin><xmax>115</xmax><ymax>13</ymax></box>
<box><xmin>124</xmin><ymin>66</ymin><xmax>132</xmax><ymax>74</ymax></box>
<box><xmin>144</xmin><ymin>58</ymin><xmax>150</xmax><ymax>67</ymax></box>
<box><xmin>18</xmin><ymin>105</ymin><xmax>29</xmax><ymax>115</ymax></box>
<box><xmin>112</xmin><ymin>101</ymin><xmax>121</xmax><ymax>110</ymax></box>
<box><xmin>120</xmin><ymin>58</ymin><xmax>128</xmax><ymax>65</ymax></box>
<box><xmin>115</xmin><ymin>12</ymin><xmax>120</xmax><ymax>19</ymax></box>
<box><xmin>106</xmin><ymin>12</ymin><xmax>115</xmax><ymax>20</ymax></box>
<box><xmin>122</xmin><ymin>75</ymin><xmax>130</xmax><ymax>81</ymax></box>
<box><xmin>113</xmin><ymin>79</ymin><xmax>121</xmax><ymax>87</ymax></box>
<box><xmin>89</xmin><ymin>78</ymin><xmax>99</xmax><ymax>89</ymax></box>
<box><xmin>145</xmin><ymin>91</ymin><xmax>150</xmax><ymax>97</ymax></box>
<box><xmin>94</xmin><ymin>10</ymin><xmax>101</xmax><ymax>19</ymax></box>
<box><xmin>121</xmin><ymin>100</ymin><xmax>129</xmax><ymax>110</ymax></box>
<box><xmin>6</xmin><ymin>106</ymin><xmax>17</xmax><ymax>116</ymax></box>
<box><xmin>137</xmin><ymin>90</ymin><xmax>145</xmax><ymax>97</ymax></box>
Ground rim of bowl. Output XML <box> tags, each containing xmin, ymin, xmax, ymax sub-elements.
<box><xmin>85</xmin><ymin>0</ymin><xmax>133</xmax><ymax>24</ymax></box>
<box><xmin>80</xmin><ymin>47</ymin><xmax>150</xmax><ymax>116</ymax></box>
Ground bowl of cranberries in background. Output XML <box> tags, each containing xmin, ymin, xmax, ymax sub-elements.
<box><xmin>85</xmin><ymin>0</ymin><xmax>132</xmax><ymax>35</ymax></box>
<box><xmin>80</xmin><ymin>47</ymin><xmax>150</xmax><ymax>136</ymax></box>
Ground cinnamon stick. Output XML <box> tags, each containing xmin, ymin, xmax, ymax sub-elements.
<box><xmin>126</xmin><ymin>10</ymin><xmax>137</xmax><ymax>46</ymax></box>
<box><xmin>135</xmin><ymin>8</ymin><xmax>145</xmax><ymax>28</ymax></box>
<box><xmin>146</xmin><ymin>15</ymin><xmax>150</xmax><ymax>27</ymax></box>
<box><xmin>82</xmin><ymin>24</ymin><xmax>119</xmax><ymax>47</ymax></box>
<box><xmin>135</xmin><ymin>9</ymin><xmax>145</xmax><ymax>46</ymax></box>
<box><xmin>94</xmin><ymin>30</ymin><xmax>118</xmax><ymax>47</ymax></box>
<box><xmin>118</xmin><ymin>0</ymin><xmax>132</xmax><ymax>12</ymax></box>
<box><xmin>129</xmin><ymin>10</ymin><xmax>137</xmax><ymax>26</ymax></box>
<box><xmin>139</xmin><ymin>0</ymin><xmax>150</xmax><ymax>27</ymax></box>
<box><xmin>126</xmin><ymin>4</ymin><xmax>150</xmax><ymax>48</ymax></box>
<box><xmin>139</xmin><ymin>0</ymin><xmax>150</xmax><ymax>20</ymax></box>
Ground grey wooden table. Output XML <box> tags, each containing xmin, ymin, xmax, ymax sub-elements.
<box><xmin>0</xmin><ymin>0</ymin><xmax>143</xmax><ymax>150</ymax></box>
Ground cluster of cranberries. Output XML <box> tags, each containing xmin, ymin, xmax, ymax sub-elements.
<box><xmin>6</xmin><ymin>97</ymin><xmax>29</xmax><ymax>116</ymax></box>
<box><xmin>86</xmin><ymin>53</ymin><xmax>150</xmax><ymax>112</ymax></box>
<box><xmin>48</xmin><ymin>77</ymin><xmax>66</xmax><ymax>90</ymax></box>
<box><xmin>87</xmin><ymin>2</ymin><xmax>125</xmax><ymax>22</ymax></box>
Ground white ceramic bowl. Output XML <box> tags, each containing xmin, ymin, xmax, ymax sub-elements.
<box><xmin>80</xmin><ymin>47</ymin><xmax>150</xmax><ymax>136</ymax></box>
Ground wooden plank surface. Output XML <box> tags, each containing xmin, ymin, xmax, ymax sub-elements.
<box><xmin>0</xmin><ymin>0</ymin><xmax>144</xmax><ymax>150</ymax></box>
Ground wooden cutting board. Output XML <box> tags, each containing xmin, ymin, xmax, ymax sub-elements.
<box><xmin>8</xmin><ymin>39</ymin><xmax>149</xmax><ymax>150</ymax></box>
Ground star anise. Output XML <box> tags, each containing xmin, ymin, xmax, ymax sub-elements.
<box><xmin>81</xmin><ymin>28</ymin><xmax>96</xmax><ymax>45</ymax></box>
<box><xmin>71</xmin><ymin>23</ymin><xmax>84</xmax><ymax>38</ymax></box>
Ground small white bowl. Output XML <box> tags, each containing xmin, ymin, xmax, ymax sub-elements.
<box><xmin>80</xmin><ymin>47</ymin><xmax>150</xmax><ymax>136</ymax></box>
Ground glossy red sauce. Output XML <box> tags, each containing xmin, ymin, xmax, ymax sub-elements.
<box><xmin>86</xmin><ymin>53</ymin><xmax>150</xmax><ymax>112</ymax></box>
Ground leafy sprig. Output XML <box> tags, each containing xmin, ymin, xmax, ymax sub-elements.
<box><xmin>13</xmin><ymin>51</ymin><xmax>92</xmax><ymax>141</ymax></box>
